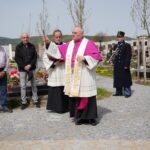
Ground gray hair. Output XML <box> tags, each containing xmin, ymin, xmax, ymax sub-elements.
<box><xmin>53</xmin><ymin>29</ymin><xmax>62</xmax><ymax>36</ymax></box>
<box><xmin>20</xmin><ymin>32</ymin><xmax>29</xmax><ymax>38</ymax></box>
<box><xmin>74</xmin><ymin>26</ymin><xmax>84</xmax><ymax>34</ymax></box>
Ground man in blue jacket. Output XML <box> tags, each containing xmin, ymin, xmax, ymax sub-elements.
<box><xmin>0</xmin><ymin>46</ymin><xmax>12</xmax><ymax>112</ymax></box>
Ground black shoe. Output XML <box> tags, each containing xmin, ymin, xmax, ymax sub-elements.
<box><xmin>34</xmin><ymin>102</ymin><xmax>40</xmax><ymax>108</ymax></box>
<box><xmin>89</xmin><ymin>119</ymin><xmax>97</xmax><ymax>126</ymax></box>
<box><xmin>113</xmin><ymin>93</ymin><xmax>123</xmax><ymax>96</ymax></box>
<box><xmin>2</xmin><ymin>107</ymin><xmax>13</xmax><ymax>113</ymax></box>
<box><xmin>125</xmin><ymin>95</ymin><xmax>131</xmax><ymax>98</ymax></box>
<box><xmin>75</xmin><ymin>119</ymin><xmax>83</xmax><ymax>125</ymax></box>
<box><xmin>21</xmin><ymin>103</ymin><xmax>28</xmax><ymax>110</ymax></box>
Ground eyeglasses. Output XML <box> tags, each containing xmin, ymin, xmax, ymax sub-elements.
<box><xmin>72</xmin><ymin>32</ymin><xmax>77</xmax><ymax>34</ymax></box>
<box><xmin>22</xmin><ymin>36</ymin><xmax>29</xmax><ymax>39</ymax></box>
<box><xmin>55</xmin><ymin>36</ymin><xmax>61</xmax><ymax>38</ymax></box>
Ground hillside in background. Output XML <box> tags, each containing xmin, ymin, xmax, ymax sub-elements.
<box><xmin>0</xmin><ymin>37</ymin><xmax>15</xmax><ymax>45</ymax></box>
<box><xmin>0</xmin><ymin>35</ymin><xmax>134</xmax><ymax>49</ymax></box>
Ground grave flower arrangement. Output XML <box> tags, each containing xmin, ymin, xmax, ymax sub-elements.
<box><xmin>8</xmin><ymin>69</ymin><xmax>20</xmax><ymax>85</ymax></box>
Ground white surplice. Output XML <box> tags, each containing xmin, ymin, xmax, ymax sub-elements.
<box><xmin>42</xmin><ymin>42</ymin><xmax>65</xmax><ymax>87</ymax></box>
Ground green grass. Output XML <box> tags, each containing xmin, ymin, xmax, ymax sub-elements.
<box><xmin>96</xmin><ymin>88</ymin><xmax>112</xmax><ymax>100</ymax></box>
<box><xmin>96</xmin><ymin>66</ymin><xmax>139</xmax><ymax>81</ymax></box>
<box><xmin>96</xmin><ymin>66</ymin><xmax>113</xmax><ymax>78</ymax></box>
<box><xmin>7</xmin><ymin>99</ymin><xmax>20</xmax><ymax>108</ymax></box>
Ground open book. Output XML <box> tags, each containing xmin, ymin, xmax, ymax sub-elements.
<box><xmin>47</xmin><ymin>53</ymin><xmax>64</xmax><ymax>62</ymax></box>
<box><xmin>46</xmin><ymin>42</ymin><xmax>61</xmax><ymax>59</ymax></box>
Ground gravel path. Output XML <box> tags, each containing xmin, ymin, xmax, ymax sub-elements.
<box><xmin>0</xmin><ymin>76</ymin><xmax>150</xmax><ymax>149</ymax></box>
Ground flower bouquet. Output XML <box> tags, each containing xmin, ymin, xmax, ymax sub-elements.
<box><xmin>36</xmin><ymin>69</ymin><xmax>44</xmax><ymax>79</ymax></box>
<box><xmin>8</xmin><ymin>69</ymin><xmax>20</xmax><ymax>85</ymax></box>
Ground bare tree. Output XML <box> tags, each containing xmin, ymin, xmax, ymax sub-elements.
<box><xmin>131</xmin><ymin>0</ymin><xmax>150</xmax><ymax>82</ymax></box>
<box><xmin>64</xmin><ymin>0</ymin><xmax>89</xmax><ymax>31</ymax></box>
<box><xmin>37</xmin><ymin>0</ymin><xmax>50</xmax><ymax>36</ymax></box>
<box><xmin>131</xmin><ymin>0</ymin><xmax>150</xmax><ymax>37</ymax></box>
<box><xmin>28</xmin><ymin>12</ymin><xmax>31</xmax><ymax>35</ymax></box>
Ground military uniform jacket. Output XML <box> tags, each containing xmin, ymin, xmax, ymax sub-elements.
<box><xmin>113</xmin><ymin>41</ymin><xmax>132</xmax><ymax>88</ymax></box>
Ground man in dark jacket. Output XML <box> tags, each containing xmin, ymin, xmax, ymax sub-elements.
<box><xmin>113</xmin><ymin>31</ymin><xmax>132</xmax><ymax>98</ymax></box>
<box><xmin>15</xmin><ymin>32</ymin><xmax>39</xmax><ymax>109</ymax></box>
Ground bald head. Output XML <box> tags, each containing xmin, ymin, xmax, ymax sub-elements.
<box><xmin>72</xmin><ymin>27</ymin><xmax>84</xmax><ymax>41</ymax></box>
<box><xmin>20</xmin><ymin>32</ymin><xmax>29</xmax><ymax>45</ymax></box>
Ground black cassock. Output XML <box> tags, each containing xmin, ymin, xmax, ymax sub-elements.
<box><xmin>69</xmin><ymin>96</ymin><xmax>98</xmax><ymax>120</ymax></box>
<box><xmin>113</xmin><ymin>41</ymin><xmax>132</xmax><ymax>88</ymax></box>
<box><xmin>46</xmin><ymin>42</ymin><xmax>69</xmax><ymax>113</ymax></box>
<box><xmin>47</xmin><ymin>86</ymin><xmax>69</xmax><ymax>113</ymax></box>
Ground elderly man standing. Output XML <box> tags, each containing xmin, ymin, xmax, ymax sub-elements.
<box><xmin>15</xmin><ymin>33</ymin><xmax>39</xmax><ymax>109</ymax></box>
<box><xmin>46</xmin><ymin>27</ymin><xmax>102</xmax><ymax>125</ymax></box>
<box><xmin>0</xmin><ymin>46</ymin><xmax>12</xmax><ymax>113</ymax></box>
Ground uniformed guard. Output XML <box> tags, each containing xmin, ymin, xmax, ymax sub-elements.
<box><xmin>113</xmin><ymin>31</ymin><xmax>132</xmax><ymax>98</ymax></box>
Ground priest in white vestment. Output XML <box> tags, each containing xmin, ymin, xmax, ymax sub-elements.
<box><xmin>43</xmin><ymin>29</ymin><xmax>69</xmax><ymax>113</ymax></box>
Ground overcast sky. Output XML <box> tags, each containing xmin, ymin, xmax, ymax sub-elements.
<box><xmin>0</xmin><ymin>0</ymin><xmax>139</xmax><ymax>38</ymax></box>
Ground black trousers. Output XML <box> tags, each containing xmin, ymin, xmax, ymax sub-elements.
<box><xmin>0</xmin><ymin>68</ymin><xmax>7</xmax><ymax>108</ymax></box>
<box><xmin>116</xmin><ymin>87</ymin><xmax>123</xmax><ymax>94</ymax></box>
